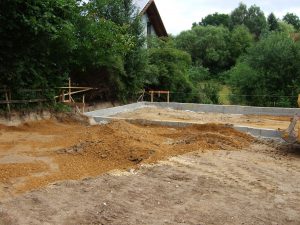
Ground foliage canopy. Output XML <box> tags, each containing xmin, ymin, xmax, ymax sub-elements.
<box><xmin>228</xmin><ymin>33</ymin><xmax>300</xmax><ymax>107</ymax></box>
<box><xmin>1</xmin><ymin>1</ymin><xmax>300</xmax><ymax>108</ymax></box>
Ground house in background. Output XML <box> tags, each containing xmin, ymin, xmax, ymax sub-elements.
<box><xmin>135</xmin><ymin>0</ymin><xmax>168</xmax><ymax>37</ymax></box>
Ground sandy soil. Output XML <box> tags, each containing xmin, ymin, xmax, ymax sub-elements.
<box><xmin>0</xmin><ymin>116</ymin><xmax>299</xmax><ymax>224</ymax></box>
<box><xmin>0</xmin><ymin>119</ymin><xmax>252</xmax><ymax>199</ymax></box>
<box><xmin>115</xmin><ymin>106</ymin><xmax>293</xmax><ymax>130</ymax></box>
<box><xmin>0</xmin><ymin>143</ymin><xmax>299</xmax><ymax>225</ymax></box>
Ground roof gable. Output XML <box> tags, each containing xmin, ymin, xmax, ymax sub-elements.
<box><xmin>135</xmin><ymin>0</ymin><xmax>149</xmax><ymax>11</ymax></box>
<box><xmin>135</xmin><ymin>0</ymin><xmax>168</xmax><ymax>37</ymax></box>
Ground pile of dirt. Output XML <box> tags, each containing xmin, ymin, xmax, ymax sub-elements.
<box><xmin>0</xmin><ymin>119</ymin><xmax>254</xmax><ymax>196</ymax></box>
<box><xmin>60</xmin><ymin>121</ymin><xmax>253</xmax><ymax>163</ymax></box>
<box><xmin>0</xmin><ymin>162</ymin><xmax>48</xmax><ymax>183</ymax></box>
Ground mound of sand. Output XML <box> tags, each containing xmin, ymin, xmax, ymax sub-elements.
<box><xmin>0</xmin><ymin>119</ymin><xmax>254</xmax><ymax>196</ymax></box>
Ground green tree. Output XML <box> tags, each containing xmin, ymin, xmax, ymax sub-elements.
<box><xmin>71</xmin><ymin>15</ymin><xmax>133</xmax><ymax>99</ymax></box>
<box><xmin>230</xmin><ymin>3</ymin><xmax>267</xmax><ymax>38</ymax></box>
<box><xmin>0</xmin><ymin>0</ymin><xmax>146</xmax><ymax>104</ymax></box>
<box><xmin>71</xmin><ymin>0</ymin><xmax>145</xmax><ymax>101</ymax></box>
<box><xmin>245</xmin><ymin>5</ymin><xmax>267</xmax><ymax>37</ymax></box>
<box><xmin>0</xmin><ymin>0</ymin><xmax>79</xmax><ymax>97</ymax></box>
<box><xmin>228</xmin><ymin>33</ymin><xmax>300</xmax><ymax>107</ymax></box>
<box><xmin>227</xmin><ymin>62</ymin><xmax>261</xmax><ymax>105</ymax></box>
<box><xmin>198</xmin><ymin>13</ymin><xmax>230</xmax><ymax>27</ymax></box>
<box><xmin>146</xmin><ymin>38</ymin><xmax>194</xmax><ymax>103</ymax></box>
<box><xmin>283</xmin><ymin>13</ymin><xmax>300</xmax><ymax>30</ymax></box>
<box><xmin>267</xmin><ymin>13</ymin><xmax>279</xmax><ymax>31</ymax></box>
<box><xmin>229</xmin><ymin>25</ymin><xmax>253</xmax><ymax>64</ymax></box>
<box><xmin>173</xmin><ymin>30</ymin><xmax>198</xmax><ymax>62</ymax></box>
<box><xmin>230</xmin><ymin>3</ymin><xmax>248</xmax><ymax>27</ymax></box>
<box><xmin>146</xmin><ymin>37</ymin><xmax>221</xmax><ymax>104</ymax></box>
<box><xmin>188</xmin><ymin>66</ymin><xmax>210</xmax><ymax>82</ymax></box>
<box><xmin>176</xmin><ymin>26</ymin><xmax>231</xmax><ymax>74</ymax></box>
<box><xmin>278</xmin><ymin>21</ymin><xmax>295</xmax><ymax>34</ymax></box>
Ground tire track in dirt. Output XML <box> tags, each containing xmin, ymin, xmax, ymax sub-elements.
<box><xmin>1</xmin><ymin>148</ymin><xmax>300</xmax><ymax>225</ymax></box>
<box><xmin>166</xmin><ymin>150</ymin><xmax>299</xmax><ymax>194</ymax></box>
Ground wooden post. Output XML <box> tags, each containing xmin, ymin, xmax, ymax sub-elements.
<box><xmin>8</xmin><ymin>90</ymin><xmax>11</xmax><ymax>102</ymax></box>
<box><xmin>5</xmin><ymin>89</ymin><xmax>10</xmax><ymax>113</ymax></box>
<box><xmin>61</xmin><ymin>90</ymin><xmax>65</xmax><ymax>102</ymax></box>
<box><xmin>142</xmin><ymin>90</ymin><xmax>145</xmax><ymax>102</ymax></box>
<box><xmin>38</xmin><ymin>90</ymin><xmax>42</xmax><ymax>108</ymax></box>
<box><xmin>150</xmin><ymin>91</ymin><xmax>154</xmax><ymax>102</ymax></box>
<box><xmin>298</xmin><ymin>94</ymin><xmax>300</xmax><ymax>108</ymax></box>
<box><xmin>298</xmin><ymin>122</ymin><xmax>300</xmax><ymax>141</ymax></box>
<box><xmin>167</xmin><ymin>91</ymin><xmax>170</xmax><ymax>103</ymax></box>
<box><xmin>68</xmin><ymin>77</ymin><xmax>71</xmax><ymax>102</ymax></box>
<box><xmin>82</xmin><ymin>94</ymin><xmax>85</xmax><ymax>113</ymax></box>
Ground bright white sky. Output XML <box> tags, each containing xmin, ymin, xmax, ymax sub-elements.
<box><xmin>154</xmin><ymin>0</ymin><xmax>300</xmax><ymax>35</ymax></box>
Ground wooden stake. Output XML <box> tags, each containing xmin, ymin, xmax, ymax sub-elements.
<box><xmin>5</xmin><ymin>90</ymin><xmax>10</xmax><ymax>113</ymax></box>
<box><xmin>82</xmin><ymin>94</ymin><xmax>85</xmax><ymax>113</ymax></box>
<box><xmin>61</xmin><ymin>90</ymin><xmax>65</xmax><ymax>102</ymax></box>
<box><xmin>167</xmin><ymin>91</ymin><xmax>170</xmax><ymax>103</ymax></box>
<box><xmin>150</xmin><ymin>91</ymin><xmax>154</xmax><ymax>102</ymax></box>
<box><xmin>8</xmin><ymin>90</ymin><xmax>11</xmax><ymax>102</ymax></box>
<box><xmin>142</xmin><ymin>90</ymin><xmax>145</xmax><ymax>102</ymax></box>
<box><xmin>298</xmin><ymin>122</ymin><xmax>300</xmax><ymax>141</ymax></box>
<box><xmin>68</xmin><ymin>77</ymin><xmax>71</xmax><ymax>101</ymax></box>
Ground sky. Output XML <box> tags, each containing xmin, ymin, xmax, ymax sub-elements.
<box><xmin>154</xmin><ymin>0</ymin><xmax>300</xmax><ymax>35</ymax></box>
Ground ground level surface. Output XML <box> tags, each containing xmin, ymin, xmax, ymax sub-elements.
<box><xmin>0</xmin><ymin>112</ymin><xmax>299</xmax><ymax>225</ymax></box>
<box><xmin>1</xmin><ymin>144</ymin><xmax>300</xmax><ymax>225</ymax></box>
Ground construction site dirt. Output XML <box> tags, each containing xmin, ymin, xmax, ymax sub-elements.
<box><xmin>0</xmin><ymin>113</ymin><xmax>300</xmax><ymax>224</ymax></box>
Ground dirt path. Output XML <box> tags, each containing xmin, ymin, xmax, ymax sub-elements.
<box><xmin>1</xmin><ymin>144</ymin><xmax>299</xmax><ymax>225</ymax></box>
<box><xmin>115</xmin><ymin>106</ymin><xmax>292</xmax><ymax>130</ymax></box>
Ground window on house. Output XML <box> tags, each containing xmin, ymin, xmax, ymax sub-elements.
<box><xmin>147</xmin><ymin>22</ymin><xmax>152</xmax><ymax>36</ymax></box>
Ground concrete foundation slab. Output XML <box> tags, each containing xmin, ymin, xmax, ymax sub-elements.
<box><xmin>85</xmin><ymin>102</ymin><xmax>292</xmax><ymax>139</ymax></box>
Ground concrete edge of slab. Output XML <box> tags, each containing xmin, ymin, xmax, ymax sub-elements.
<box><xmin>146</xmin><ymin>102</ymin><xmax>300</xmax><ymax>116</ymax></box>
<box><xmin>85</xmin><ymin>102</ymin><xmax>300</xmax><ymax>117</ymax></box>
<box><xmin>92</xmin><ymin>116</ymin><xmax>282</xmax><ymax>139</ymax></box>
<box><xmin>84</xmin><ymin>102</ymin><xmax>146</xmax><ymax>117</ymax></box>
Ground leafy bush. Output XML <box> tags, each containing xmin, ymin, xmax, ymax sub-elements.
<box><xmin>188</xmin><ymin>66</ymin><xmax>210</xmax><ymax>82</ymax></box>
<box><xmin>196</xmin><ymin>82</ymin><xmax>221</xmax><ymax>104</ymax></box>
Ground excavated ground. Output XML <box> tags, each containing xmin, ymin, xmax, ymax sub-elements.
<box><xmin>115</xmin><ymin>106</ymin><xmax>293</xmax><ymax>130</ymax></box>
<box><xmin>0</xmin><ymin>112</ymin><xmax>300</xmax><ymax>225</ymax></box>
<box><xmin>0</xmin><ymin>119</ymin><xmax>253</xmax><ymax>199</ymax></box>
